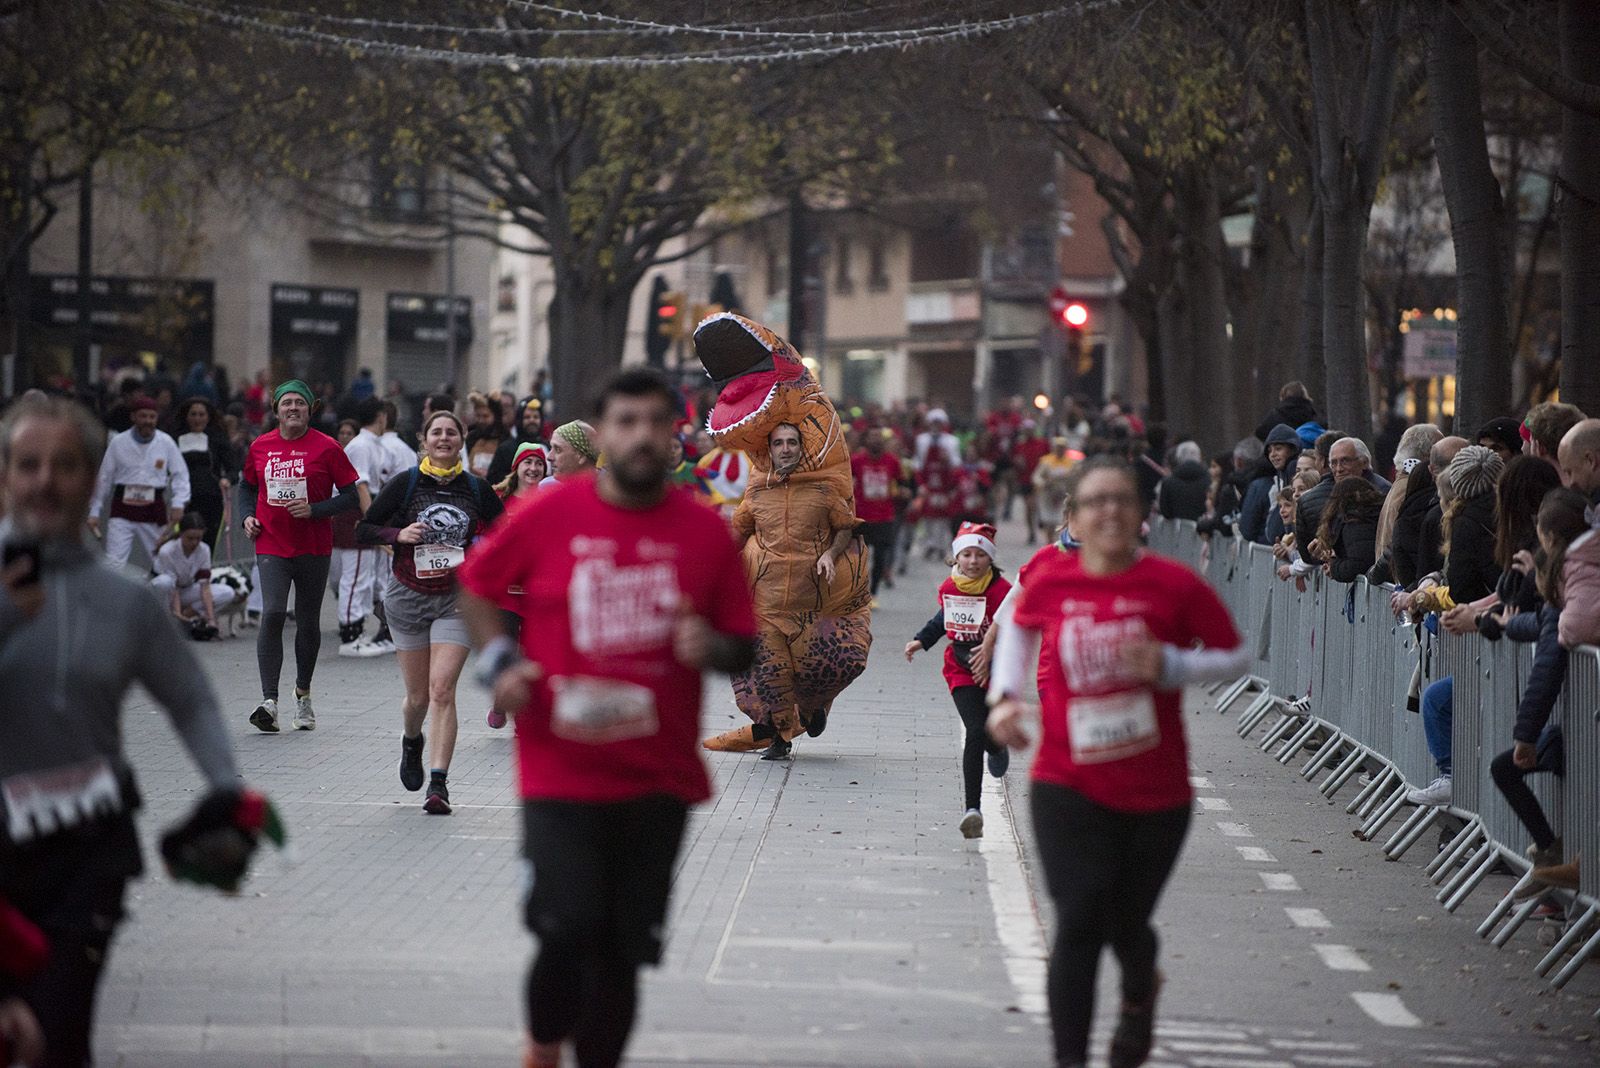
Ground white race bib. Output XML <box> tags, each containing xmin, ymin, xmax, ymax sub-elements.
<box><xmin>550</xmin><ymin>676</ymin><xmax>659</xmax><ymax>744</ymax></box>
<box><xmin>2</xmin><ymin>756</ymin><xmax>123</xmax><ymax>845</ymax></box>
<box><xmin>266</xmin><ymin>477</ymin><xmax>307</xmax><ymax>507</ymax></box>
<box><xmin>1067</xmin><ymin>691</ymin><xmax>1159</xmax><ymax>765</ymax></box>
<box><xmin>943</xmin><ymin>594</ymin><xmax>988</xmax><ymax>639</ymax></box>
<box><xmin>862</xmin><ymin>468</ymin><xmax>891</xmax><ymax>500</ymax></box>
<box><xmin>415</xmin><ymin>542</ymin><xmax>464</xmax><ymax>578</ymax></box>
<box><xmin>121</xmin><ymin>484</ymin><xmax>157</xmax><ymax>505</ymax></box>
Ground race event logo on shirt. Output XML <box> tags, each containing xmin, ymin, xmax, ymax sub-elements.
<box><xmin>266</xmin><ymin>456</ymin><xmax>306</xmax><ymax>480</ymax></box>
<box><xmin>569</xmin><ymin>558</ymin><xmax>679</xmax><ymax>654</ymax></box>
<box><xmin>1059</xmin><ymin>615</ymin><xmax>1151</xmax><ymax>692</ymax></box>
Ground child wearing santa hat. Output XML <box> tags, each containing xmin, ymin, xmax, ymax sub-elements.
<box><xmin>904</xmin><ymin>522</ymin><xmax>1013</xmax><ymax>838</ymax></box>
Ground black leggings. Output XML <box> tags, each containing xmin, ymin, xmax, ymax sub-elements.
<box><xmin>526</xmin><ymin>941</ymin><xmax>638</xmax><ymax>1068</ymax></box>
<box><xmin>860</xmin><ymin>521</ymin><xmax>897</xmax><ymax>595</ymax></box>
<box><xmin>1031</xmin><ymin>781</ymin><xmax>1191</xmax><ymax>1068</ymax></box>
<box><xmin>953</xmin><ymin>685</ymin><xmax>1002</xmax><ymax>811</ymax></box>
<box><xmin>1489</xmin><ymin>741</ymin><xmax>1563</xmax><ymax>852</ymax></box>
<box><xmin>255</xmin><ymin>553</ymin><xmax>331</xmax><ymax>698</ymax></box>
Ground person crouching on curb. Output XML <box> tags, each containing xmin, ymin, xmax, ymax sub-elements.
<box><xmin>904</xmin><ymin>522</ymin><xmax>1012</xmax><ymax>839</ymax></box>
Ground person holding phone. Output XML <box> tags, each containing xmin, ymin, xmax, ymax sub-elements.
<box><xmin>88</xmin><ymin>394</ymin><xmax>189</xmax><ymax>568</ymax></box>
<box><xmin>236</xmin><ymin>380</ymin><xmax>361</xmax><ymax>733</ymax></box>
<box><xmin>1</xmin><ymin>394</ymin><xmax>273</xmax><ymax>1068</ymax></box>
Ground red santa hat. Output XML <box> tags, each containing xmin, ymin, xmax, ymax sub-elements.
<box><xmin>951</xmin><ymin>521</ymin><xmax>998</xmax><ymax>562</ymax></box>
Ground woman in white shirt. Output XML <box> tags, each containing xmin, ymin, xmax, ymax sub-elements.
<box><xmin>152</xmin><ymin>513</ymin><xmax>237</xmax><ymax>634</ymax></box>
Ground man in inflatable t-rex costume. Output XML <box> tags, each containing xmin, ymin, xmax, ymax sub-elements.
<box><xmin>696</xmin><ymin>313</ymin><xmax>872</xmax><ymax>760</ymax></box>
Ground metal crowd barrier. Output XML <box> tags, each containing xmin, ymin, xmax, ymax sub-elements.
<box><xmin>1152</xmin><ymin>518</ymin><xmax>1600</xmax><ymax>999</ymax></box>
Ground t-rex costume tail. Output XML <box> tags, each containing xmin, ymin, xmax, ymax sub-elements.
<box><xmin>693</xmin><ymin>313</ymin><xmax>872</xmax><ymax>752</ymax></box>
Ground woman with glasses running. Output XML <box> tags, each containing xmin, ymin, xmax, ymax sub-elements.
<box><xmin>987</xmin><ymin>456</ymin><xmax>1246</xmax><ymax>1068</ymax></box>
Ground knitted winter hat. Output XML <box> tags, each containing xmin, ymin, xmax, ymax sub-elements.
<box><xmin>512</xmin><ymin>441</ymin><xmax>547</xmax><ymax>468</ymax></box>
<box><xmin>951</xmin><ymin>521</ymin><xmax>998</xmax><ymax>562</ymax></box>
<box><xmin>1444</xmin><ymin>444</ymin><xmax>1504</xmax><ymax>500</ymax></box>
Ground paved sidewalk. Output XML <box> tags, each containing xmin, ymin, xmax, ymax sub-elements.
<box><xmin>95</xmin><ymin>515</ymin><xmax>1598</xmax><ymax>1066</ymax></box>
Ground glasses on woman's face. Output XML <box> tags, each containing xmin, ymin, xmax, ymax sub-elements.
<box><xmin>1075</xmin><ymin>492</ymin><xmax>1140</xmax><ymax>512</ymax></box>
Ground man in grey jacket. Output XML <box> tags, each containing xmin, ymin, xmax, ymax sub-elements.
<box><xmin>0</xmin><ymin>395</ymin><xmax>265</xmax><ymax>1067</ymax></box>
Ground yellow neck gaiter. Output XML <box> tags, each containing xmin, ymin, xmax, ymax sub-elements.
<box><xmin>950</xmin><ymin>566</ymin><xmax>994</xmax><ymax>596</ymax></box>
<box><xmin>419</xmin><ymin>456</ymin><xmax>463</xmax><ymax>481</ymax></box>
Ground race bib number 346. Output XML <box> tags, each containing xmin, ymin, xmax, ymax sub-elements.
<box><xmin>266</xmin><ymin>477</ymin><xmax>307</xmax><ymax>506</ymax></box>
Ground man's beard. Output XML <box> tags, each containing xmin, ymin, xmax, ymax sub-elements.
<box><xmin>610</xmin><ymin>451</ymin><xmax>669</xmax><ymax>494</ymax></box>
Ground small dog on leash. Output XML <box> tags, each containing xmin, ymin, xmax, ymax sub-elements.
<box><xmin>209</xmin><ymin>565</ymin><xmax>253</xmax><ymax>638</ymax></box>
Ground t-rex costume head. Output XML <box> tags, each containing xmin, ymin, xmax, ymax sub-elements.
<box><xmin>694</xmin><ymin>313</ymin><xmax>850</xmax><ymax>487</ymax></box>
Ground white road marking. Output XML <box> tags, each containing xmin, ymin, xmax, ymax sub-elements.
<box><xmin>1260</xmin><ymin>871</ymin><xmax>1301</xmax><ymax>891</ymax></box>
<box><xmin>1285</xmin><ymin>907</ymin><xmax>1332</xmax><ymax>928</ymax></box>
<box><xmin>1311</xmin><ymin>944</ymin><xmax>1372</xmax><ymax>972</ymax></box>
<box><xmin>1188</xmin><ymin>1058</ymin><xmax>1294</xmax><ymax>1068</ymax></box>
<box><xmin>1191</xmin><ymin>776</ymin><xmax>1214</xmax><ymax>789</ymax></box>
<box><xmin>1155</xmin><ymin>1024</ymin><xmax>1251</xmax><ymax>1041</ymax></box>
<box><xmin>1197</xmin><ymin>796</ymin><xmax>1233</xmax><ymax>811</ymax></box>
<box><xmin>1267</xmin><ymin>1039</ymin><xmax>1361</xmax><ymax>1051</ymax></box>
<box><xmin>1216</xmin><ymin>821</ymin><xmax>1254</xmax><ymax>837</ymax></box>
<box><xmin>1351</xmin><ymin>991</ymin><xmax>1423</xmax><ymax>1028</ymax></box>
<box><xmin>1293</xmin><ymin>1057</ymin><xmax>1375</xmax><ymax>1067</ymax></box>
<box><xmin>973</xmin><ymin>728</ymin><xmax>1048</xmax><ymax>1017</ymax></box>
<box><xmin>1236</xmin><ymin>846</ymin><xmax>1277</xmax><ymax>862</ymax></box>
<box><xmin>1419</xmin><ymin>1057</ymin><xmax>1497</xmax><ymax>1066</ymax></box>
<box><xmin>729</xmin><ymin>936</ymin><xmax>913</xmax><ymax>953</ymax></box>
<box><xmin>1165</xmin><ymin>1041</ymin><xmax>1270</xmax><ymax>1055</ymax></box>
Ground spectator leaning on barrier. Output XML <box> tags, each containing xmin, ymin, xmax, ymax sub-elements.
<box><xmin>1296</xmin><ymin>433</ymin><xmax>1391</xmax><ymax>564</ymax></box>
<box><xmin>1197</xmin><ymin>437</ymin><xmax>1261</xmax><ymax>538</ymax></box>
<box><xmin>1156</xmin><ymin>440</ymin><xmax>1209</xmax><ymax>520</ymax></box>
<box><xmin>1415</xmin><ymin>436</ymin><xmax>1469</xmax><ymax>579</ymax></box>
<box><xmin>1487</xmin><ymin>489</ymin><xmax>1590</xmax><ymax>900</ymax></box>
<box><xmin>1438</xmin><ymin>445</ymin><xmax>1507</xmax><ymax>605</ymax></box>
<box><xmin>1240</xmin><ymin>424</ymin><xmax>1300</xmax><ymax>544</ymax></box>
<box><xmin>1372</xmin><ymin>424</ymin><xmax>1442</xmax><ymax>574</ymax></box>
<box><xmin>1315</xmin><ymin>478</ymin><xmax>1385</xmax><ymax>582</ymax></box>
<box><xmin>1525</xmin><ymin>401</ymin><xmax>1585</xmax><ymax>467</ymax></box>
<box><xmin>1556</xmin><ymin>418</ymin><xmax>1600</xmax><ymax>507</ymax></box>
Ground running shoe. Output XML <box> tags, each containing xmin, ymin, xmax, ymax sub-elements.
<box><xmin>291</xmin><ymin>693</ymin><xmax>316</xmax><ymax>731</ymax></box>
<box><xmin>987</xmin><ymin>746</ymin><xmax>1010</xmax><ymax>778</ymax></box>
<box><xmin>338</xmin><ymin>638</ymin><xmax>389</xmax><ymax>658</ymax></box>
<box><xmin>249</xmin><ymin>698</ymin><xmax>279</xmax><ymax>733</ymax></box>
<box><xmin>424</xmin><ymin>777</ymin><xmax>452</xmax><ymax>815</ymax></box>
<box><xmin>1108</xmin><ymin>971</ymin><xmax>1164</xmax><ymax>1068</ymax></box>
<box><xmin>760</xmin><ymin>736</ymin><xmax>793</xmax><ymax>761</ymax></box>
<box><xmin>399</xmin><ymin>734</ymin><xmax>426</xmax><ymax>791</ymax></box>
<box><xmin>1405</xmin><ymin>774</ymin><xmax>1451</xmax><ymax>807</ymax></box>
<box><xmin>486</xmin><ymin>707</ymin><xmax>508</xmax><ymax>730</ymax></box>
<box><xmin>361</xmin><ymin>637</ymin><xmax>396</xmax><ymax>655</ymax></box>
<box><xmin>1527</xmin><ymin>838</ymin><xmax>1564</xmax><ymax>869</ymax></box>
<box><xmin>959</xmin><ymin>808</ymin><xmax>984</xmax><ymax>839</ymax></box>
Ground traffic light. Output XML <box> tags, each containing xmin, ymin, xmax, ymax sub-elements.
<box><xmin>645</xmin><ymin>277</ymin><xmax>687</xmax><ymax>367</ymax></box>
<box><xmin>1062</xmin><ymin>302</ymin><xmax>1088</xmax><ymax>329</ymax></box>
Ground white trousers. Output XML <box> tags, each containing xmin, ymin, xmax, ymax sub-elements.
<box><xmin>334</xmin><ymin>547</ymin><xmax>378</xmax><ymax>626</ymax></box>
<box><xmin>105</xmin><ymin>517</ymin><xmax>163</xmax><ymax>568</ymax></box>
<box><xmin>151</xmin><ymin>574</ymin><xmax>238</xmax><ymax>613</ymax></box>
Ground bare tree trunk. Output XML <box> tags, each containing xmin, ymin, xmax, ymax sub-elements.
<box><xmin>1170</xmin><ymin>166</ymin><xmax>1239</xmax><ymax>450</ymax></box>
<box><xmin>1426</xmin><ymin>3</ymin><xmax>1509</xmax><ymax>433</ymax></box>
<box><xmin>1559</xmin><ymin>0</ymin><xmax>1600</xmax><ymax>413</ymax></box>
<box><xmin>1233</xmin><ymin>172</ymin><xmax>1311</xmax><ymax>426</ymax></box>
<box><xmin>546</xmin><ymin>269</ymin><xmax>637</xmax><ymax>420</ymax></box>
<box><xmin>1304</xmin><ymin>0</ymin><xmax>1402</xmax><ymax>442</ymax></box>
<box><xmin>1297</xmin><ymin>204</ymin><xmax>1326</xmax><ymax>407</ymax></box>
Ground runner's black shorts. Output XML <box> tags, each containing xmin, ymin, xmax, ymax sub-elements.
<box><xmin>521</xmin><ymin>793</ymin><xmax>689</xmax><ymax>966</ymax></box>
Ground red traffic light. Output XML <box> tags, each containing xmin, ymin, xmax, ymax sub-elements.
<box><xmin>658</xmin><ymin>303</ymin><xmax>678</xmax><ymax>318</ymax></box>
<box><xmin>1063</xmin><ymin>302</ymin><xmax>1088</xmax><ymax>328</ymax></box>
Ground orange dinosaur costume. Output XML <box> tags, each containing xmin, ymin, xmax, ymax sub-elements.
<box><xmin>696</xmin><ymin>314</ymin><xmax>872</xmax><ymax>753</ymax></box>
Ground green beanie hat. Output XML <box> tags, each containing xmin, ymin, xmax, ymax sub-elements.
<box><xmin>273</xmin><ymin>379</ymin><xmax>315</xmax><ymax>408</ymax></box>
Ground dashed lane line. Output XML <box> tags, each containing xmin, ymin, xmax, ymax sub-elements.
<box><xmin>1285</xmin><ymin>907</ymin><xmax>1333</xmax><ymax>928</ymax></box>
<box><xmin>1350</xmin><ymin>991</ymin><xmax>1423</xmax><ymax>1028</ymax></box>
<box><xmin>1216</xmin><ymin>821</ymin><xmax>1254</xmax><ymax>837</ymax></box>
<box><xmin>1311</xmin><ymin>944</ymin><xmax>1372</xmax><ymax>972</ymax></box>
<box><xmin>1236</xmin><ymin>846</ymin><xmax>1277</xmax><ymax>862</ymax></box>
<box><xmin>1259</xmin><ymin>871</ymin><xmax>1302</xmax><ymax>891</ymax></box>
<box><xmin>1196</xmin><ymin>796</ymin><xmax>1234</xmax><ymax>811</ymax></box>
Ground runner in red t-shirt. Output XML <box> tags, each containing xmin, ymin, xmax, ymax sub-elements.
<box><xmin>986</xmin><ymin>457</ymin><xmax>1246</xmax><ymax>1068</ymax></box>
<box><xmin>1012</xmin><ymin>422</ymin><xmax>1051</xmax><ymax>544</ymax></box>
<box><xmin>236</xmin><ymin>380</ymin><xmax>361</xmax><ymax>733</ymax></box>
<box><xmin>458</xmin><ymin>369</ymin><xmax>758</xmax><ymax>1068</ymax></box>
<box><xmin>851</xmin><ymin>430</ymin><xmax>903</xmax><ymax>602</ymax></box>
<box><xmin>904</xmin><ymin>523</ymin><xmax>1013</xmax><ymax>839</ymax></box>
